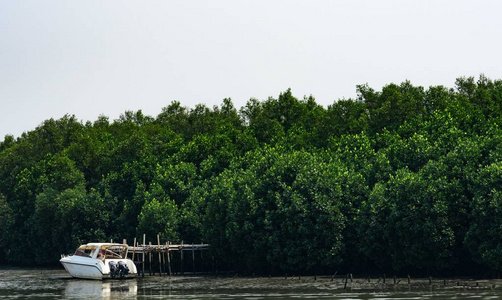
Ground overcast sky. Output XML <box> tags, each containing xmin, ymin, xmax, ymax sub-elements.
<box><xmin>1</xmin><ymin>0</ymin><xmax>501</xmax><ymax>139</ymax></box>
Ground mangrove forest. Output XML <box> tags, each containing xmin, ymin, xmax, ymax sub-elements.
<box><xmin>1</xmin><ymin>75</ymin><xmax>502</xmax><ymax>276</ymax></box>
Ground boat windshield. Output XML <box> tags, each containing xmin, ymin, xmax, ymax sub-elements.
<box><xmin>98</xmin><ymin>245</ymin><xmax>127</xmax><ymax>259</ymax></box>
<box><xmin>73</xmin><ymin>245</ymin><xmax>97</xmax><ymax>258</ymax></box>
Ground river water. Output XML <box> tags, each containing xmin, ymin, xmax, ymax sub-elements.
<box><xmin>1</xmin><ymin>268</ymin><xmax>502</xmax><ymax>299</ymax></box>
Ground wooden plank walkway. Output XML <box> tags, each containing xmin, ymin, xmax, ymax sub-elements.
<box><xmin>129</xmin><ymin>243</ymin><xmax>210</xmax><ymax>253</ymax></box>
<box><xmin>121</xmin><ymin>235</ymin><xmax>210</xmax><ymax>277</ymax></box>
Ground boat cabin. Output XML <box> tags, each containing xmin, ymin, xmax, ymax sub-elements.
<box><xmin>73</xmin><ymin>243</ymin><xmax>129</xmax><ymax>260</ymax></box>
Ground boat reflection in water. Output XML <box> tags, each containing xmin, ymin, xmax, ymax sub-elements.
<box><xmin>64</xmin><ymin>279</ymin><xmax>137</xmax><ymax>299</ymax></box>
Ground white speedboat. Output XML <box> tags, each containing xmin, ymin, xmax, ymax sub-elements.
<box><xmin>60</xmin><ymin>243</ymin><xmax>138</xmax><ymax>279</ymax></box>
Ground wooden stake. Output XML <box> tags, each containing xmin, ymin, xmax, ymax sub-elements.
<box><xmin>149</xmin><ymin>242</ymin><xmax>152</xmax><ymax>276</ymax></box>
<box><xmin>157</xmin><ymin>234</ymin><xmax>162</xmax><ymax>277</ymax></box>
<box><xmin>162</xmin><ymin>246</ymin><xmax>166</xmax><ymax>275</ymax></box>
<box><xmin>132</xmin><ymin>237</ymin><xmax>137</xmax><ymax>262</ymax></box>
<box><xmin>200</xmin><ymin>242</ymin><xmax>204</xmax><ymax>273</ymax></box>
<box><xmin>142</xmin><ymin>234</ymin><xmax>146</xmax><ymax>278</ymax></box>
<box><xmin>180</xmin><ymin>240</ymin><xmax>184</xmax><ymax>275</ymax></box>
<box><xmin>331</xmin><ymin>271</ymin><xmax>337</xmax><ymax>281</ymax></box>
<box><xmin>192</xmin><ymin>243</ymin><xmax>195</xmax><ymax>275</ymax></box>
<box><xmin>167</xmin><ymin>241</ymin><xmax>172</xmax><ymax>276</ymax></box>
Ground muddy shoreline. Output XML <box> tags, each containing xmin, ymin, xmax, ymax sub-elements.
<box><xmin>136</xmin><ymin>275</ymin><xmax>502</xmax><ymax>293</ymax></box>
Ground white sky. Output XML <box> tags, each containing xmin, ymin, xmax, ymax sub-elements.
<box><xmin>1</xmin><ymin>0</ymin><xmax>502</xmax><ymax>139</ymax></box>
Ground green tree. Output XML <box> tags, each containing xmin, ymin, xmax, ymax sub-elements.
<box><xmin>359</xmin><ymin>168</ymin><xmax>455</xmax><ymax>272</ymax></box>
<box><xmin>137</xmin><ymin>183</ymin><xmax>179</xmax><ymax>242</ymax></box>
<box><xmin>465</xmin><ymin>162</ymin><xmax>502</xmax><ymax>270</ymax></box>
<box><xmin>204</xmin><ymin>147</ymin><xmax>352</xmax><ymax>273</ymax></box>
<box><xmin>0</xmin><ymin>194</ymin><xmax>13</xmax><ymax>262</ymax></box>
<box><xmin>360</xmin><ymin>81</ymin><xmax>425</xmax><ymax>134</ymax></box>
<box><xmin>325</xmin><ymin>99</ymin><xmax>368</xmax><ymax>137</ymax></box>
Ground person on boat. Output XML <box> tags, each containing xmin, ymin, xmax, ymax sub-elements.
<box><xmin>97</xmin><ymin>249</ymin><xmax>106</xmax><ymax>261</ymax></box>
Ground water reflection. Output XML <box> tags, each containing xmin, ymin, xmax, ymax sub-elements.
<box><xmin>64</xmin><ymin>279</ymin><xmax>137</xmax><ymax>299</ymax></box>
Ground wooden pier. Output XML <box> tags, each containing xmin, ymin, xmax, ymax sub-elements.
<box><xmin>121</xmin><ymin>235</ymin><xmax>210</xmax><ymax>277</ymax></box>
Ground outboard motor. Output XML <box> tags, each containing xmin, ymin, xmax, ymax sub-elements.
<box><xmin>109</xmin><ymin>261</ymin><xmax>130</xmax><ymax>278</ymax></box>
<box><xmin>109</xmin><ymin>261</ymin><xmax>119</xmax><ymax>278</ymax></box>
<box><xmin>118</xmin><ymin>261</ymin><xmax>130</xmax><ymax>278</ymax></box>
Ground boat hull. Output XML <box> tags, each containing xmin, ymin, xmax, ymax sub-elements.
<box><xmin>60</xmin><ymin>259</ymin><xmax>104</xmax><ymax>280</ymax></box>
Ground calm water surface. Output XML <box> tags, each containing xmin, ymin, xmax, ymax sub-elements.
<box><xmin>1</xmin><ymin>268</ymin><xmax>502</xmax><ymax>299</ymax></box>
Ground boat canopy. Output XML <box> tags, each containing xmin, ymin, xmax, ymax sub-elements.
<box><xmin>73</xmin><ymin>244</ymin><xmax>98</xmax><ymax>258</ymax></box>
<box><xmin>73</xmin><ymin>243</ymin><xmax>128</xmax><ymax>259</ymax></box>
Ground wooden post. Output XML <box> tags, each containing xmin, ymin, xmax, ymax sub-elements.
<box><xmin>157</xmin><ymin>234</ymin><xmax>163</xmax><ymax>277</ymax></box>
<box><xmin>142</xmin><ymin>234</ymin><xmax>146</xmax><ymax>278</ymax></box>
<box><xmin>122</xmin><ymin>239</ymin><xmax>127</xmax><ymax>260</ymax></box>
<box><xmin>200</xmin><ymin>242</ymin><xmax>204</xmax><ymax>273</ymax></box>
<box><xmin>149</xmin><ymin>242</ymin><xmax>152</xmax><ymax>276</ymax></box>
<box><xmin>167</xmin><ymin>241</ymin><xmax>172</xmax><ymax>276</ymax></box>
<box><xmin>331</xmin><ymin>271</ymin><xmax>337</xmax><ymax>281</ymax></box>
<box><xmin>162</xmin><ymin>245</ymin><xmax>166</xmax><ymax>275</ymax></box>
<box><xmin>192</xmin><ymin>243</ymin><xmax>195</xmax><ymax>275</ymax></box>
<box><xmin>180</xmin><ymin>241</ymin><xmax>184</xmax><ymax>275</ymax></box>
<box><xmin>132</xmin><ymin>237</ymin><xmax>137</xmax><ymax>262</ymax></box>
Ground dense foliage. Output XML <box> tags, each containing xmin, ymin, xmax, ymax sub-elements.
<box><xmin>1</xmin><ymin>76</ymin><xmax>502</xmax><ymax>276</ymax></box>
